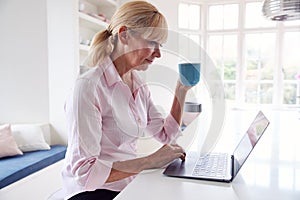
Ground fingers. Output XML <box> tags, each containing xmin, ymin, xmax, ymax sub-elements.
<box><xmin>180</xmin><ymin>152</ymin><xmax>186</xmax><ymax>162</ymax></box>
<box><xmin>148</xmin><ymin>144</ymin><xmax>186</xmax><ymax>168</ymax></box>
<box><xmin>168</xmin><ymin>144</ymin><xmax>186</xmax><ymax>161</ymax></box>
<box><xmin>170</xmin><ymin>143</ymin><xmax>185</xmax><ymax>153</ymax></box>
<box><xmin>177</xmin><ymin>80</ymin><xmax>193</xmax><ymax>91</ymax></box>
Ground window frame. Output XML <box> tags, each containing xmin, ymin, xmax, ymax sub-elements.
<box><xmin>178</xmin><ymin>0</ymin><xmax>300</xmax><ymax>108</ymax></box>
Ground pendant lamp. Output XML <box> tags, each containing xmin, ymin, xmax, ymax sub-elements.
<box><xmin>262</xmin><ymin>0</ymin><xmax>300</xmax><ymax>21</ymax></box>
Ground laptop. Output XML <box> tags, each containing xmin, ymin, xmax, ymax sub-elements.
<box><xmin>163</xmin><ymin>111</ymin><xmax>270</xmax><ymax>182</ymax></box>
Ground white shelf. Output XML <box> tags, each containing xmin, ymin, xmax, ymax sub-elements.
<box><xmin>79</xmin><ymin>12</ymin><xmax>108</xmax><ymax>31</ymax></box>
<box><xmin>85</xmin><ymin>0</ymin><xmax>117</xmax><ymax>7</ymax></box>
<box><xmin>79</xmin><ymin>44</ymin><xmax>90</xmax><ymax>52</ymax></box>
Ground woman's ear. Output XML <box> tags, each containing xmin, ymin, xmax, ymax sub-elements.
<box><xmin>118</xmin><ymin>26</ymin><xmax>128</xmax><ymax>45</ymax></box>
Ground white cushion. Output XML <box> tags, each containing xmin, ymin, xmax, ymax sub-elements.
<box><xmin>39</xmin><ymin>123</ymin><xmax>51</xmax><ymax>145</ymax></box>
<box><xmin>11</xmin><ymin>124</ymin><xmax>51</xmax><ymax>152</ymax></box>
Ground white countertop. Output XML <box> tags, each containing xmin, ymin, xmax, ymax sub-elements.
<box><xmin>115</xmin><ymin>109</ymin><xmax>300</xmax><ymax>200</ymax></box>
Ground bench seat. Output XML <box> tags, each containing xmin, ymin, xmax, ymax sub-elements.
<box><xmin>0</xmin><ymin>145</ymin><xmax>66</xmax><ymax>189</ymax></box>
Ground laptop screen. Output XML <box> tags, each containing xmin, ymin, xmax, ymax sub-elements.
<box><xmin>232</xmin><ymin>111</ymin><xmax>270</xmax><ymax>178</ymax></box>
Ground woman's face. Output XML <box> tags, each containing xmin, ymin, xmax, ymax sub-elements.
<box><xmin>125</xmin><ymin>31</ymin><xmax>162</xmax><ymax>71</ymax></box>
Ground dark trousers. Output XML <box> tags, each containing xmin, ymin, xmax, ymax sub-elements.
<box><xmin>68</xmin><ymin>189</ymin><xmax>120</xmax><ymax>200</ymax></box>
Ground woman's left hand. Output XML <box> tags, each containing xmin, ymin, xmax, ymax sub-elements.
<box><xmin>176</xmin><ymin>80</ymin><xmax>194</xmax><ymax>93</ymax></box>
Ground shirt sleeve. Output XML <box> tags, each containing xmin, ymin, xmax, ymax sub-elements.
<box><xmin>145</xmin><ymin>92</ymin><xmax>182</xmax><ymax>144</ymax></box>
<box><xmin>64</xmin><ymin>78</ymin><xmax>112</xmax><ymax>191</ymax></box>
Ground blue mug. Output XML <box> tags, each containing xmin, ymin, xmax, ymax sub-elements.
<box><xmin>178</xmin><ymin>63</ymin><xmax>200</xmax><ymax>86</ymax></box>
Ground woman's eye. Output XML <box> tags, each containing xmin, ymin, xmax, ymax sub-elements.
<box><xmin>148</xmin><ymin>40</ymin><xmax>161</xmax><ymax>48</ymax></box>
<box><xmin>150</xmin><ymin>41</ymin><xmax>157</xmax><ymax>46</ymax></box>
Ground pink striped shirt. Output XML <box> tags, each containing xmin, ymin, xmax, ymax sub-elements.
<box><xmin>62</xmin><ymin>57</ymin><xmax>181</xmax><ymax>199</ymax></box>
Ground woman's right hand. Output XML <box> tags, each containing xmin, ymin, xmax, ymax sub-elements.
<box><xmin>146</xmin><ymin>144</ymin><xmax>186</xmax><ymax>169</ymax></box>
<box><xmin>107</xmin><ymin>144</ymin><xmax>186</xmax><ymax>182</ymax></box>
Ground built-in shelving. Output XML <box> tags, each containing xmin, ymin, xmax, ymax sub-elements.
<box><xmin>79</xmin><ymin>44</ymin><xmax>90</xmax><ymax>52</ymax></box>
<box><xmin>79</xmin><ymin>12</ymin><xmax>108</xmax><ymax>31</ymax></box>
<box><xmin>76</xmin><ymin>0</ymin><xmax>117</xmax><ymax>72</ymax></box>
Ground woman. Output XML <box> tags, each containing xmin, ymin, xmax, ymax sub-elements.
<box><xmin>62</xmin><ymin>1</ymin><xmax>192</xmax><ymax>199</ymax></box>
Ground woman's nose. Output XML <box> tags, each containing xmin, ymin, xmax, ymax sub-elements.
<box><xmin>153</xmin><ymin>46</ymin><xmax>161</xmax><ymax>58</ymax></box>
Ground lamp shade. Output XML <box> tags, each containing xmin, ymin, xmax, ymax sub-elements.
<box><xmin>262</xmin><ymin>0</ymin><xmax>300</xmax><ymax>21</ymax></box>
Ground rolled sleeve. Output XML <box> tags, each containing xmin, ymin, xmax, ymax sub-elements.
<box><xmin>84</xmin><ymin>159</ymin><xmax>113</xmax><ymax>190</ymax></box>
<box><xmin>163</xmin><ymin>114</ymin><xmax>182</xmax><ymax>143</ymax></box>
<box><xmin>63</xmin><ymin>146</ymin><xmax>114</xmax><ymax>197</ymax></box>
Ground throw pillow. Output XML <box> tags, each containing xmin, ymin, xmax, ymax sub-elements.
<box><xmin>0</xmin><ymin>124</ymin><xmax>23</xmax><ymax>158</ymax></box>
<box><xmin>11</xmin><ymin>124</ymin><xmax>51</xmax><ymax>152</ymax></box>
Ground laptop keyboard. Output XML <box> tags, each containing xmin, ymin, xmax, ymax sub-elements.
<box><xmin>192</xmin><ymin>153</ymin><xmax>228</xmax><ymax>178</ymax></box>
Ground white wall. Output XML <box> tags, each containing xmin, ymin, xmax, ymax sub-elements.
<box><xmin>0</xmin><ymin>0</ymin><xmax>76</xmax><ymax>144</ymax></box>
<box><xmin>47</xmin><ymin>0</ymin><xmax>77</xmax><ymax>144</ymax></box>
<box><xmin>0</xmin><ymin>0</ymin><xmax>49</xmax><ymax>123</ymax></box>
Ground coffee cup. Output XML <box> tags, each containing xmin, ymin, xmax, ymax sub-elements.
<box><xmin>178</xmin><ymin>63</ymin><xmax>200</xmax><ymax>86</ymax></box>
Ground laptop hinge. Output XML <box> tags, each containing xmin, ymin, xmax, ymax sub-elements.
<box><xmin>230</xmin><ymin>155</ymin><xmax>235</xmax><ymax>181</ymax></box>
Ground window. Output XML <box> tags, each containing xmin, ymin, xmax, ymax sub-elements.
<box><xmin>178</xmin><ymin>2</ymin><xmax>202</xmax><ymax>63</ymax></box>
<box><xmin>245</xmin><ymin>2</ymin><xmax>276</xmax><ymax>28</ymax></box>
<box><xmin>245</xmin><ymin>33</ymin><xmax>275</xmax><ymax>104</ymax></box>
<box><xmin>179</xmin><ymin>0</ymin><xmax>300</xmax><ymax>107</ymax></box>
<box><xmin>178</xmin><ymin>33</ymin><xmax>201</xmax><ymax>61</ymax></box>
<box><xmin>208</xmin><ymin>4</ymin><xmax>239</xmax><ymax>30</ymax></box>
<box><xmin>282</xmin><ymin>32</ymin><xmax>300</xmax><ymax>104</ymax></box>
<box><xmin>178</xmin><ymin>3</ymin><xmax>200</xmax><ymax>30</ymax></box>
<box><xmin>208</xmin><ymin>35</ymin><xmax>238</xmax><ymax>100</ymax></box>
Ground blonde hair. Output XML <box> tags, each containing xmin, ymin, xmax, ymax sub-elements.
<box><xmin>85</xmin><ymin>1</ymin><xmax>168</xmax><ymax>67</ymax></box>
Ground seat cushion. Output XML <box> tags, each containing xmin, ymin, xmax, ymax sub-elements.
<box><xmin>0</xmin><ymin>145</ymin><xmax>67</xmax><ymax>189</ymax></box>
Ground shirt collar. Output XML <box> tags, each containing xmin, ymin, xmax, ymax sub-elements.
<box><xmin>102</xmin><ymin>57</ymin><xmax>122</xmax><ymax>87</ymax></box>
<box><xmin>102</xmin><ymin>57</ymin><xmax>145</xmax><ymax>90</ymax></box>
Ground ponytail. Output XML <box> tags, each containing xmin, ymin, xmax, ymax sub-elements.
<box><xmin>85</xmin><ymin>29</ymin><xmax>114</xmax><ymax>67</ymax></box>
